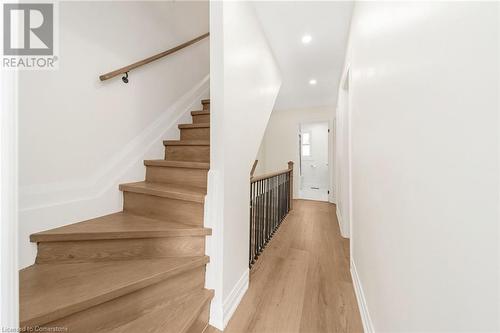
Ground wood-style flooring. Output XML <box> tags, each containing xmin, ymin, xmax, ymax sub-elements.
<box><xmin>207</xmin><ymin>199</ymin><xmax>363</xmax><ymax>333</ymax></box>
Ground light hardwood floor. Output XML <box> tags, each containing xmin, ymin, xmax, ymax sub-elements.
<box><xmin>207</xmin><ymin>199</ymin><xmax>363</xmax><ymax>333</ymax></box>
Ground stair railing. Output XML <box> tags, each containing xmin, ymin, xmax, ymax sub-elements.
<box><xmin>249</xmin><ymin>161</ymin><xmax>294</xmax><ymax>268</ymax></box>
<box><xmin>250</xmin><ymin>159</ymin><xmax>259</xmax><ymax>178</ymax></box>
<box><xmin>99</xmin><ymin>32</ymin><xmax>209</xmax><ymax>83</ymax></box>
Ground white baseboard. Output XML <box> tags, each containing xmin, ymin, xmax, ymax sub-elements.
<box><xmin>350</xmin><ymin>259</ymin><xmax>375</xmax><ymax>333</ymax></box>
<box><xmin>223</xmin><ymin>269</ymin><xmax>249</xmax><ymax>328</ymax></box>
<box><xmin>329</xmin><ymin>195</ymin><xmax>337</xmax><ymax>204</ymax></box>
<box><xmin>336</xmin><ymin>207</ymin><xmax>349</xmax><ymax>238</ymax></box>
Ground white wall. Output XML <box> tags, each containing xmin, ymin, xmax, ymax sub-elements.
<box><xmin>18</xmin><ymin>1</ymin><xmax>209</xmax><ymax>268</ymax></box>
<box><xmin>1</xmin><ymin>67</ymin><xmax>19</xmax><ymax>330</ymax></box>
<box><xmin>336</xmin><ymin>68</ymin><xmax>351</xmax><ymax>238</ymax></box>
<box><xmin>207</xmin><ymin>1</ymin><xmax>281</xmax><ymax>329</ymax></box>
<box><xmin>340</xmin><ymin>2</ymin><xmax>499</xmax><ymax>331</ymax></box>
<box><xmin>257</xmin><ymin>106</ymin><xmax>335</xmax><ymax>202</ymax></box>
<box><xmin>253</xmin><ymin>142</ymin><xmax>267</xmax><ymax>176</ymax></box>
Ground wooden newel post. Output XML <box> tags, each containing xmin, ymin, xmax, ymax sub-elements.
<box><xmin>250</xmin><ymin>160</ymin><xmax>259</xmax><ymax>178</ymax></box>
<box><xmin>288</xmin><ymin>161</ymin><xmax>294</xmax><ymax>210</ymax></box>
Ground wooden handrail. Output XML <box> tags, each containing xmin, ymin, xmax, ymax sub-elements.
<box><xmin>250</xmin><ymin>160</ymin><xmax>259</xmax><ymax>178</ymax></box>
<box><xmin>251</xmin><ymin>161</ymin><xmax>294</xmax><ymax>183</ymax></box>
<box><xmin>99</xmin><ymin>32</ymin><xmax>209</xmax><ymax>81</ymax></box>
<box><xmin>251</xmin><ymin>168</ymin><xmax>291</xmax><ymax>182</ymax></box>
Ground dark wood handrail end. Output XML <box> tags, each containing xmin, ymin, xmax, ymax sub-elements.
<box><xmin>251</xmin><ymin>161</ymin><xmax>294</xmax><ymax>183</ymax></box>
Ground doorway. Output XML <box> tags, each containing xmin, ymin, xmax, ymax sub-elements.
<box><xmin>299</xmin><ymin>121</ymin><xmax>330</xmax><ymax>202</ymax></box>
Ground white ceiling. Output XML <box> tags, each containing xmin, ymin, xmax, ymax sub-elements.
<box><xmin>253</xmin><ymin>1</ymin><xmax>353</xmax><ymax>111</ymax></box>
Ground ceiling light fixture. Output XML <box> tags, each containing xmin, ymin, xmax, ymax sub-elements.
<box><xmin>301</xmin><ymin>35</ymin><xmax>312</xmax><ymax>44</ymax></box>
<box><xmin>309</xmin><ymin>79</ymin><xmax>317</xmax><ymax>85</ymax></box>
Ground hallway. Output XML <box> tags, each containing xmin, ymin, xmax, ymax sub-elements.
<box><xmin>211</xmin><ymin>200</ymin><xmax>363</xmax><ymax>333</ymax></box>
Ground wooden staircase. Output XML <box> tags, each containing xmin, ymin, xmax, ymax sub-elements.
<box><xmin>20</xmin><ymin>99</ymin><xmax>213</xmax><ymax>332</ymax></box>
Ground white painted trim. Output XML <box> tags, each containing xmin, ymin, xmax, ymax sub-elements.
<box><xmin>351</xmin><ymin>259</ymin><xmax>375</xmax><ymax>333</ymax></box>
<box><xmin>345</xmin><ymin>64</ymin><xmax>353</xmax><ymax>247</ymax></box>
<box><xmin>329</xmin><ymin>117</ymin><xmax>336</xmax><ymax>204</ymax></box>
<box><xmin>0</xmin><ymin>68</ymin><xmax>20</xmax><ymax>328</ymax></box>
<box><xmin>340</xmin><ymin>63</ymin><xmax>354</xmax><ymax>247</ymax></box>
<box><xmin>336</xmin><ymin>206</ymin><xmax>348</xmax><ymax>239</ymax></box>
<box><xmin>207</xmin><ymin>2</ymin><xmax>224</xmax><ymax>328</ymax></box>
<box><xmin>205</xmin><ymin>170</ymin><xmax>225</xmax><ymax>330</ymax></box>
<box><xmin>223</xmin><ymin>268</ymin><xmax>249</xmax><ymax>328</ymax></box>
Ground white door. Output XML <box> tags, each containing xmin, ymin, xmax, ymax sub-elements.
<box><xmin>299</xmin><ymin>122</ymin><xmax>329</xmax><ymax>201</ymax></box>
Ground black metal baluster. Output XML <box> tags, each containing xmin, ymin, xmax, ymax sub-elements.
<box><xmin>262</xmin><ymin>179</ymin><xmax>265</xmax><ymax>250</ymax></box>
<box><xmin>286</xmin><ymin>173</ymin><xmax>289</xmax><ymax>216</ymax></box>
<box><xmin>265</xmin><ymin>178</ymin><xmax>268</xmax><ymax>245</ymax></box>
<box><xmin>284</xmin><ymin>173</ymin><xmax>287</xmax><ymax>220</ymax></box>
<box><xmin>249</xmin><ymin>182</ymin><xmax>252</xmax><ymax>266</ymax></box>
<box><xmin>265</xmin><ymin>179</ymin><xmax>267</xmax><ymax>246</ymax></box>
<box><xmin>257</xmin><ymin>180</ymin><xmax>261</xmax><ymax>256</ymax></box>
<box><xmin>257</xmin><ymin>180</ymin><xmax>260</xmax><ymax>260</ymax></box>
<box><xmin>272</xmin><ymin>178</ymin><xmax>275</xmax><ymax>235</ymax></box>
<box><xmin>249</xmin><ymin>170</ymin><xmax>295</xmax><ymax>268</ymax></box>
<box><xmin>277</xmin><ymin>175</ymin><xmax>280</xmax><ymax>226</ymax></box>
<box><xmin>286</xmin><ymin>172</ymin><xmax>289</xmax><ymax>215</ymax></box>
<box><xmin>282</xmin><ymin>173</ymin><xmax>285</xmax><ymax>219</ymax></box>
<box><xmin>277</xmin><ymin>175</ymin><xmax>280</xmax><ymax>228</ymax></box>
<box><xmin>288</xmin><ymin>171</ymin><xmax>291</xmax><ymax>213</ymax></box>
<box><xmin>277</xmin><ymin>174</ymin><xmax>281</xmax><ymax>224</ymax></box>
<box><xmin>266</xmin><ymin>178</ymin><xmax>270</xmax><ymax>244</ymax></box>
<box><xmin>283</xmin><ymin>174</ymin><xmax>286</xmax><ymax>221</ymax></box>
<box><xmin>250</xmin><ymin>182</ymin><xmax>254</xmax><ymax>267</ymax></box>
<box><xmin>259</xmin><ymin>179</ymin><xmax>264</xmax><ymax>254</ymax></box>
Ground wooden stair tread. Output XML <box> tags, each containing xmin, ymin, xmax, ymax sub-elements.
<box><xmin>30</xmin><ymin>212</ymin><xmax>211</xmax><ymax>242</ymax></box>
<box><xmin>20</xmin><ymin>97</ymin><xmax>213</xmax><ymax>332</ymax></box>
<box><xmin>106</xmin><ymin>289</ymin><xmax>214</xmax><ymax>333</ymax></box>
<box><xmin>178</xmin><ymin>123</ymin><xmax>210</xmax><ymax>129</ymax></box>
<box><xmin>144</xmin><ymin>160</ymin><xmax>209</xmax><ymax>169</ymax></box>
<box><xmin>119</xmin><ymin>181</ymin><xmax>206</xmax><ymax>203</ymax></box>
<box><xmin>163</xmin><ymin>140</ymin><xmax>210</xmax><ymax>146</ymax></box>
<box><xmin>20</xmin><ymin>256</ymin><xmax>209</xmax><ymax>327</ymax></box>
<box><xmin>191</xmin><ymin>110</ymin><xmax>210</xmax><ymax>116</ymax></box>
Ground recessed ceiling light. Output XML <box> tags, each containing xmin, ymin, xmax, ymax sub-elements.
<box><xmin>301</xmin><ymin>35</ymin><xmax>312</xmax><ymax>44</ymax></box>
<box><xmin>309</xmin><ymin>79</ymin><xmax>317</xmax><ymax>85</ymax></box>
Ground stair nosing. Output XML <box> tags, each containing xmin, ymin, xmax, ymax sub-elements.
<box><xmin>191</xmin><ymin>110</ymin><xmax>210</xmax><ymax>116</ymax></box>
<box><xmin>30</xmin><ymin>212</ymin><xmax>212</xmax><ymax>242</ymax></box>
<box><xmin>163</xmin><ymin>140</ymin><xmax>210</xmax><ymax>147</ymax></box>
<box><xmin>178</xmin><ymin>123</ymin><xmax>210</xmax><ymax>129</ymax></box>
<box><xmin>106</xmin><ymin>289</ymin><xmax>214</xmax><ymax>333</ymax></box>
<box><xmin>119</xmin><ymin>182</ymin><xmax>206</xmax><ymax>203</ymax></box>
<box><xmin>20</xmin><ymin>256</ymin><xmax>210</xmax><ymax>328</ymax></box>
<box><xmin>179</xmin><ymin>289</ymin><xmax>215</xmax><ymax>333</ymax></box>
<box><xmin>144</xmin><ymin>160</ymin><xmax>210</xmax><ymax>169</ymax></box>
<box><xmin>31</xmin><ymin>229</ymin><xmax>211</xmax><ymax>242</ymax></box>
